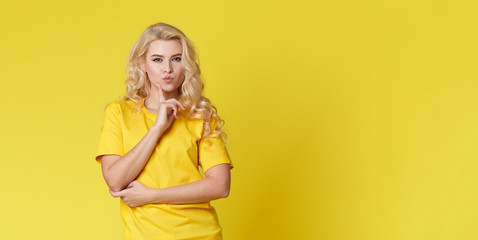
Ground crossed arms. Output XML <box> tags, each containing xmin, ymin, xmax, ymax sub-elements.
<box><xmin>99</xmin><ymin>123</ymin><xmax>231</xmax><ymax>208</ymax></box>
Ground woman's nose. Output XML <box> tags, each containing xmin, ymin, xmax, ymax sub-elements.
<box><xmin>163</xmin><ymin>62</ymin><xmax>172</xmax><ymax>73</ymax></box>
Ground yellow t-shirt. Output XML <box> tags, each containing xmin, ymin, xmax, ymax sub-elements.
<box><xmin>95</xmin><ymin>99</ymin><xmax>232</xmax><ymax>240</ymax></box>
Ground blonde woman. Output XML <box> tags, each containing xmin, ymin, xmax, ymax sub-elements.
<box><xmin>95</xmin><ymin>23</ymin><xmax>232</xmax><ymax>240</ymax></box>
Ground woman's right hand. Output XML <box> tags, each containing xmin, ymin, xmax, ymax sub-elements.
<box><xmin>154</xmin><ymin>83</ymin><xmax>185</xmax><ymax>131</ymax></box>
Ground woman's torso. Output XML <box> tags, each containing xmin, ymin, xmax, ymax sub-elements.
<box><xmin>113</xmin><ymin>100</ymin><xmax>223</xmax><ymax>240</ymax></box>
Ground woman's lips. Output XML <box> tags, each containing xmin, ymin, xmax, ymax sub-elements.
<box><xmin>163</xmin><ymin>76</ymin><xmax>172</xmax><ymax>83</ymax></box>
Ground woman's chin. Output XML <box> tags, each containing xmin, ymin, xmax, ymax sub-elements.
<box><xmin>161</xmin><ymin>86</ymin><xmax>178</xmax><ymax>92</ymax></box>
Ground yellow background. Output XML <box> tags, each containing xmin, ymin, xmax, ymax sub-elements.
<box><xmin>1</xmin><ymin>0</ymin><xmax>477</xmax><ymax>239</ymax></box>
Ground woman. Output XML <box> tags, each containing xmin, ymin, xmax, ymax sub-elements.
<box><xmin>95</xmin><ymin>23</ymin><xmax>233</xmax><ymax>240</ymax></box>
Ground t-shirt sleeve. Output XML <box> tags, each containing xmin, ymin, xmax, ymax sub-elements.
<box><xmin>198</xmin><ymin>120</ymin><xmax>233</xmax><ymax>173</ymax></box>
<box><xmin>95</xmin><ymin>103</ymin><xmax>125</xmax><ymax>163</ymax></box>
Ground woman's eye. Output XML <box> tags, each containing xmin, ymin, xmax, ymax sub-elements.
<box><xmin>153</xmin><ymin>58</ymin><xmax>162</xmax><ymax>62</ymax></box>
<box><xmin>172</xmin><ymin>57</ymin><xmax>182</xmax><ymax>61</ymax></box>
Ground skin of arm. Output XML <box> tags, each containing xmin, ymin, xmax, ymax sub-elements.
<box><xmin>101</xmin><ymin>84</ymin><xmax>184</xmax><ymax>192</ymax></box>
<box><xmin>100</xmin><ymin>123</ymin><xmax>165</xmax><ymax>192</ymax></box>
<box><xmin>109</xmin><ymin>163</ymin><xmax>231</xmax><ymax>207</ymax></box>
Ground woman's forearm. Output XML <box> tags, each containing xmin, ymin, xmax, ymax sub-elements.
<box><xmin>150</xmin><ymin>176</ymin><xmax>229</xmax><ymax>204</ymax></box>
<box><xmin>102</xmin><ymin>124</ymin><xmax>165</xmax><ymax>191</ymax></box>
<box><xmin>110</xmin><ymin>164</ymin><xmax>231</xmax><ymax>207</ymax></box>
<box><xmin>151</xmin><ymin>164</ymin><xmax>231</xmax><ymax>204</ymax></box>
<box><xmin>102</xmin><ymin>94</ymin><xmax>184</xmax><ymax>192</ymax></box>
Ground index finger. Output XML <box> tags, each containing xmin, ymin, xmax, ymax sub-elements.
<box><xmin>157</xmin><ymin>83</ymin><xmax>166</xmax><ymax>102</ymax></box>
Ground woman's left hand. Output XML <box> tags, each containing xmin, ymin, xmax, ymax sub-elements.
<box><xmin>109</xmin><ymin>180</ymin><xmax>153</xmax><ymax>207</ymax></box>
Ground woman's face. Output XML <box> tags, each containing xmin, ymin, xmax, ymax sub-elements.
<box><xmin>143</xmin><ymin>39</ymin><xmax>185</xmax><ymax>96</ymax></box>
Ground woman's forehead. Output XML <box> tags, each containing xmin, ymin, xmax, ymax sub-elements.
<box><xmin>147</xmin><ymin>39</ymin><xmax>182</xmax><ymax>56</ymax></box>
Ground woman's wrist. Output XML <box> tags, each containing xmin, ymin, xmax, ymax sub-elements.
<box><xmin>149</xmin><ymin>188</ymin><xmax>163</xmax><ymax>204</ymax></box>
<box><xmin>151</xmin><ymin>123</ymin><xmax>166</xmax><ymax>134</ymax></box>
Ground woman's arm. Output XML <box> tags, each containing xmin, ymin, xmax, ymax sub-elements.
<box><xmin>110</xmin><ymin>163</ymin><xmax>231</xmax><ymax>207</ymax></box>
<box><xmin>100</xmin><ymin>124</ymin><xmax>165</xmax><ymax>192</ymax></box>
<box><xmin>101</xmin><ymin>84</ymin><xmax>184</xmax><ymax>192</ymax></box>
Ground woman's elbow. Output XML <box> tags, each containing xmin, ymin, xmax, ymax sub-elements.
<box><xmin>208</xmin><ymin>178</ymin><xmax>230</xmax><ymax>199</ymax></box>
<box><xmin>219</xmin><ymin>186</ymin><xmax>230</xmax><ymax>198</ymax></box>
<box><xmin>100</xmin><ymin>155</ymin><xmax>126</xmax><ymax>192</ymax></box>
<box><xmin>205</xmin><ymin>164</ymin><xmax>231</xmax><ymax>199</ymax></box>
<box><xmin>216</xmin><ymin>179</ymin><xmax>230</xmax><ymax>198</ymax></box>
<box><xmin>104</xmin><ymin>175</ymin><xmax>126</xmax><ymax>192</ymax></box>
<box><xmin>109</xmin><ymin>184</ymin><xmax>125</xmax><ymax>192</ymax></box>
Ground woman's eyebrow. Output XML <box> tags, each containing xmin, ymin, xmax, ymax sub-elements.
<box><xmin>150</xmin><ymin>53</ymin><xmax>182</xmax><ymax>57</ymax></box>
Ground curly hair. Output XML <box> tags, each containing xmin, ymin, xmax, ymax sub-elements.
<box><xmin>124</xmin><ymin>23</ymin><xmax>225</xmax><ymax>141</ymax></box>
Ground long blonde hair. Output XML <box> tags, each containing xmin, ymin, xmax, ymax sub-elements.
<box><xmin>124</xmin><ymin>23</ymin><xmax>225</xmax><ymax>141</ymax></box>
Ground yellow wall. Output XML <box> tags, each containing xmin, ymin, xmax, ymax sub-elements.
<box><xmin>1</xmin><ymin>0</ymin><xmax>477</xmax><ymax>239</ymax></box>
